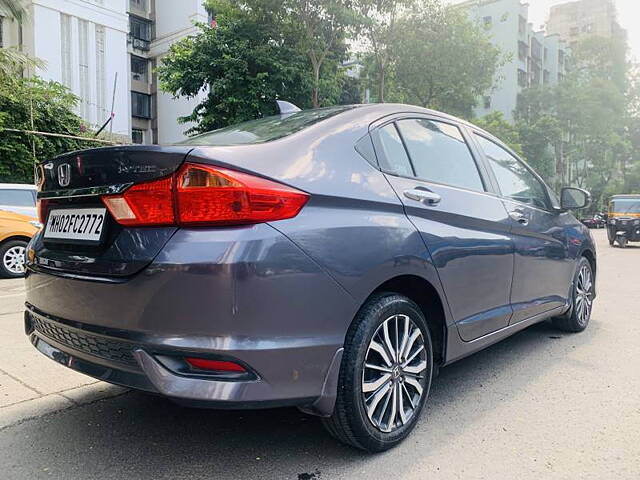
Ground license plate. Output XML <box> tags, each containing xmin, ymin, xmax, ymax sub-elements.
<box><xmin>44</xmin><ymin>208</ymin><xmax>107</xmax><ymax>244</ymax></box>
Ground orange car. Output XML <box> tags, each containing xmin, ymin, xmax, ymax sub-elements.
<box><xmin>0</xmin><ymin>209</ymin><xmax>41</xmax><ymax>278</ymax></box>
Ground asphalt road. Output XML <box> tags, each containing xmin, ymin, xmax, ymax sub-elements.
<box><xmin>1</xmin><ymin>229</ymin><xmax>639</xmax><ymax>480</ymax></box>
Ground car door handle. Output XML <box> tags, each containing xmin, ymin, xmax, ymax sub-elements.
<box><xmin>509</xmin><ymin>211</ymin><xmax>529</xmax><ymax>226</ymax></box>
<box><xmin>404</xmin><ymin>189</ymin><xmax>441</xmax><ymax>205</ymax></box>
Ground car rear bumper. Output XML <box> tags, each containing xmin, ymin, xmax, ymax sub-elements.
<box><xmin>24</xmin><ymin>224</ymin><xmax>356</xmax><ymax>415</ymax></box>
<box><xmin>25</xmin><ymin>305</ymin><xmax>342</xmax><ymax>411</ymax></box>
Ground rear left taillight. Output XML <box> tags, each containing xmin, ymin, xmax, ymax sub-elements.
<box><xmin>102</xmin><ymin>163</ymin><xmax>309</xmax><ymax>227</ymax></box>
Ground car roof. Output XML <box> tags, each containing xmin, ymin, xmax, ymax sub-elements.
<box><xmin>0</xmin><ymin>183</ymin><xmax>36</xmax><ymax>190</ymax></box>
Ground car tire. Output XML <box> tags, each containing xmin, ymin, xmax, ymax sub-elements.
<box><xmin>322</xmin><ymin>293</ymin><xmax>433</xmax><ymax>452</ymax></box>
<box><xmin>552</xmin><ymin>257</ymin><xmax>594</xmax><ymax>333</ymax></box>
<box><xmin>0</xmin><ymin>240</ymin><xmax>29</xmax><ymax>278</ymax></box>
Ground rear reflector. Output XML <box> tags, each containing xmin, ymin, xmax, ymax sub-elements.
<box><xmin>101</xmin><ymin>163</ymin><xmax>308</xmax><ymax>227</ymax></box>
<box><xmin>185</xmin><ymin>358</ymin><xmax>247</xmax><ymax>373</ymax></box>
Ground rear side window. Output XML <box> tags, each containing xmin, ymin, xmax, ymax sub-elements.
<box><xmin>377</xmin><ymin>123</ymin><xmax>414</xmax><ymax>177</ymax></box>
<box><xmin>0</xmin><ymin>189</ymin><xmax>35</xmax><ymax>207</ymax></box>
<box><xmin>474</xmin><ymin>134</ymin><xmax>550</xmax><ymax>210</ymax></box>
<box><xmin>395</xmin><ymin>119</ymin><xmax>485</xmax><ymax>192</ymax></box>
<box><xmin>178</xmin><ymin>106</ymin><xmax>354</xmax><ymax>146</ymax></box>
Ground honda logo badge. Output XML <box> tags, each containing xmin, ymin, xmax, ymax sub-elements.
<box><xmin>58</xmin><ymin>163</ymin><xmax>71</xmax><ymax>187</ymax></box>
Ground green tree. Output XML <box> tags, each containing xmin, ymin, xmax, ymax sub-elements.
<box><xmin>391</xmin><ymin>1</ymin><xmax>501</xmax><ymax>118</ymax></box>
<box><xmin>515</xmin><ymin>35</ymin><xmax>632</xmax><ymax>207</ymax></box>
<box><xmin>284</xmin><ymin>0</ymin><xmax>355</xmax><ymax>108</ymax></box>
<box><xmin>0</xmin><ymin>77</ymin><xmax>96</xmax><ymax>183</ymax></box>
<box><xmin>158</xmin><ymin>0</ymin><xmax>349</xmax><ymax>133</ymax></box>
<box><xmin>353</xmin><ymin>0</ymin><xmax>414</xmax><ymax>103</ymax></box>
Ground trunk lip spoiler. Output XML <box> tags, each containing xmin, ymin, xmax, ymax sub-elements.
<box><xmin>38</xmin><ymin>183</ymin><xmax>133</xmax><ymax>200</ymax></box>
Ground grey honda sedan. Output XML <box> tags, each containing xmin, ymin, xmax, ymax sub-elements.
<box><xmin>25</xmin><ymin>104</ymin><xmax>595</xmax><ymax>452</ymax></box>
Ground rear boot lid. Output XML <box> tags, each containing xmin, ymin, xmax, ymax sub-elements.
<box><xmin>32</xmin><ymin>146</ymin><xmax>193</xmax><ymax>278</ymax></box>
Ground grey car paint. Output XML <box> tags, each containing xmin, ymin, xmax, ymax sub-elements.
<box><xmin>24</xmin><ymin>104</ymin><xmax>596</xmax><ymax>417</ymax></box>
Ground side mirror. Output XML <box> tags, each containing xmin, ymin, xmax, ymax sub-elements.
<box><xmin>560</xmin><ymin>187</ymin><xmax>591</xmax><ymax>210</ymax></box>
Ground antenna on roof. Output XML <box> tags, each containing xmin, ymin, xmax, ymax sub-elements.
<box><xmin>276</xmin><ymin>100</ymin><xmax>302</xmax><ymax>115</ymax></box>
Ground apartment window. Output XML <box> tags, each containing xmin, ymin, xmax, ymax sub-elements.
<box><xmin>96</xmin><ymin>25</ymin><xmax>106</xmax><ymax>122</ymax></box>
<box><xmin>129</xmin><ymin>15</ymin><xmax>151</xmax><ymax>50</ymax></box>
<box><xmin>483</xmin><ymin>16</ymin><xmax>492</xmax><ymax>29</ymax></box>
<box><xmin>583</xmin><ymin>23</ymin><xmax>594</xmax><ymax>33</ymax></box>
<box><xmin>60</xmin><ymin>14</ymin><xmax>72</xmax><ymax>89</ymax></box>
<box><xmin>129</xmin><ymin>0</ymin><xmax>147</xmax><ymax>11</ymax></box>
<box><xmin>131</xmin><ymin>91</ymin><xmax>151</xmax><ymax>118</ymax></box>
<box><xmin>130</xmin><ymin>16</ymin><xmax>151</xmax><ymax>41</ymax></box>
<box><xmin>518</xmin><ymin>69</ymin><xmax>528</xmax><ymax>87</ymax></box>
<box><xmin>544</xmin><ymin>47</ymin><xmax>548</xmax><ymax>61</ymax></box>
<box><xmin>132</xmin><ymin>129</ymin><xmax>145</xmax><ymax>144</ymax></box>
<box><xmin>543</xmin><ymin>70</ymin><xmax>550</xmax><ymax>84</ymax></box>
<box><xmin>131</xmin><ymin>55</ymin><xmax>148</xmax><ymax>83</ymax></box>
<box><xmin>518</xmin><ymin>41</ymin><xmax>528</xmax><ymax>61</ymax></box>
<box><xmin>518</xmin><ymin>15</ymin><xmax>526</xmax><ymax>35</ymax></box>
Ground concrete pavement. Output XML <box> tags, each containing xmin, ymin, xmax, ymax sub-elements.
<box><xmin>0</xmin><ymin>229</ymin><xmax>638</xmax><ymax>479</ymax></box>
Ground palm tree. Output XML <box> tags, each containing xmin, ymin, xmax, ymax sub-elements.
<box><xmin>0</xmin><ymin>0</ymin><xmax>26</xmax><ymax>21</ymax></box>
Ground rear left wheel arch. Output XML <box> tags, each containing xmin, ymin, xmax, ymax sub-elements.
<box><xmin>361</xmin><ymin>275</ymin><xmax>448</xmax><ymax>368</ymax></box>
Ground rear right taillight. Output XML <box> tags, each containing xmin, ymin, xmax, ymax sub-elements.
<box><xmin>101</xmin><ymin>163</ymin><xmax>309</xmax><ymax>228</ymax></box>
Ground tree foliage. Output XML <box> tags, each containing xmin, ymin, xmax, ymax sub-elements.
<box><xmin>0</xmin><ymin>77</ymin><xmax>96</xmax><ymax>183</ymax></box>
<box><xmin>392</xmin><ymin>2</ymin><xmax>501</xmax><ymax>118</ymax></box>
<box><xmin>514</xmin><ymin>35</ymin><xmax>633</xmax><ymax>210</ymax></box>
<box><xmin>158</xmin><ymin>0</ymin><xmax>352</xmax><ymax>133</ymax></box>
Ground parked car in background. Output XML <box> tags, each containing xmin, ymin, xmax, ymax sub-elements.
<box><xmin>0</xmin><ymin>184</ymin><xmax>37</xmax><ymax>218</ymax></box>
<box><xmin>25</xmin><ymin>104</ymin><xmax>596</xmax><ymax>452</ymax></box>
<box><xmin>581</xmin><ymin>213</ymin><xmax>606</xmax><ymax>229</ymax></box>
<box><xmin>0</xmin><ymin>210</ymin><xmax>40</xmax><ymax>278</ymax></box>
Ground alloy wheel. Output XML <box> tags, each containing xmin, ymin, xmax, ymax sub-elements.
<box><xmin>575</xmin><ymin>264</ymin><xmax>593</xmax><ymax>326</ymax></box>
<box><xmin>3</xmin><ymin>245</ymin><xmax>26</xmax><ymax>275</ymax></box>
<box><xmin>362</xmin><ymin>314</ymin><xmax>428</xmax><ymax>433</ymax></box>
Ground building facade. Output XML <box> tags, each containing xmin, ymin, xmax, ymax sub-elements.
<box><xmin>546</xmin><ymin>0</ymin><xmax>624</xmax><ymax>49</ymax></box>
<box><xmin>454</xmin><ymin>0</ymin><xmax>569</xmax><ymax>121</ymax></box>
<box><xmin>0</xmin><ymin>0</ymin><xmax>207</xmax><ymax>144</ymax></box>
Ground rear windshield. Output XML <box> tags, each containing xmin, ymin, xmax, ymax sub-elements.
<box><xmin>0</xmin><ymin>189</ymin><xmax>35</xmax><ymax>207</ymax></box>
<box><xmin>177</xmin><ymin>106</ymin><xmax>354</xmax><ymax>146</ymax></box>
<box><xmin>610</xmin><ymin>198</ymin><xmax>640</xmax><ymax>214</ymax></box>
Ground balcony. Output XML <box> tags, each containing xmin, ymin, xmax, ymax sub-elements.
<box><xmin>128</xmin><ymin>34</ymin><xmax>150</xmax><ymax>51</ymax></box>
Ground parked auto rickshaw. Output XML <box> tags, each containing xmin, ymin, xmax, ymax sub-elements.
<box><xmin>607</xmin><ymin>194</ymin><xmax>640</xmax><ymax>248</ymax></box>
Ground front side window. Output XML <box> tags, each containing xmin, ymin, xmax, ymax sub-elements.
<box><xmin>0</xmin><ymin>189</ymin><xmax>35</xmax><ymax>207</ymax></box>
<box><xmin>395</xmin><ymin>119</ymin><xmax>485</xmax><ymax>192</ymax></box>
<box><xmin>474</xmin><ymin>134</ymin><xmax>549</xmax><ymax>210</ymax></box>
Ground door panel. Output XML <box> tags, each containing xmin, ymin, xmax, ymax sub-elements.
<box><xmin>386</xmin><ymin>176</ymin><xmax>515</xmax><ymax>341</ymax></box>
<box><xmin>375</xmin><ymin>117</ymin><xmax>515</xmax><ymax>342</ymax></box>
<box><xmin>503</xmin><ymin>200</ymin><xmax>572</xmax><ymax>323</ymax></box>
<box><xmin>472</xmin><ymin>133</ymin><xmax>573</xmax><ymax>323</ymax></box>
